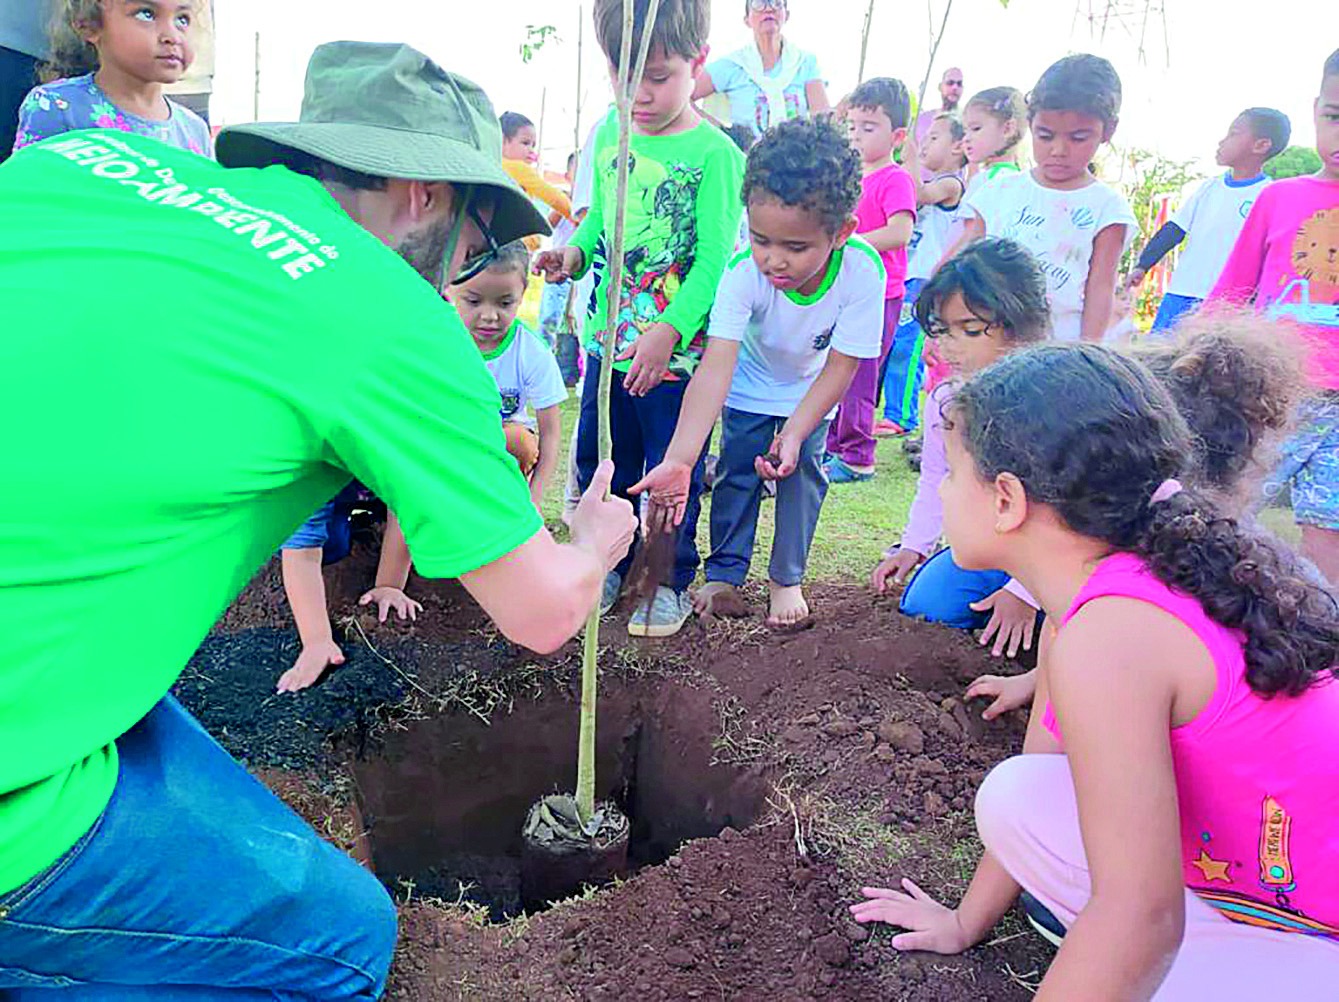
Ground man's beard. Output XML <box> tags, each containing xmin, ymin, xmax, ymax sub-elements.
<box><xmin>396</xmin><ymin>217</ymin><xmax>455</xmax><ymax>288</ymax></box>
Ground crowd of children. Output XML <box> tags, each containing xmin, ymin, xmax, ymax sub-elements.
<box><xmin>9</xmin><ymin>0</ymin><xmax>1339</xmax><ymax>994</ymax></box>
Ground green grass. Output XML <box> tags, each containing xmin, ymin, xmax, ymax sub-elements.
<box><xmin>537</xmin><ymin>395</ymin><xmax>920</xmax><ymax>585</ymax></box>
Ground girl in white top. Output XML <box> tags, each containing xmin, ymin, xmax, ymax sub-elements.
<box><xmin>960</xmin><ymin>86</ymin><xmax>1027</xmax><ymax>198</ymax></box>
<box><xmin>953</xmin><ymin>56</ymin><xmax>1137</xmax><ymax>343</ymax></box>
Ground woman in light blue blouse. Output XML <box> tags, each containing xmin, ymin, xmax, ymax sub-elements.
<box><xmin>693</xmin><ymin>0</ymin><xmax>830</xmax><ymax>140</ymax></box>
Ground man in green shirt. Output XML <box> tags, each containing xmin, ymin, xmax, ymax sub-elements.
<box><xmin>0</xmin><ymin>42</ymin><xmax>635</xmax><ymax>998</ymax></box>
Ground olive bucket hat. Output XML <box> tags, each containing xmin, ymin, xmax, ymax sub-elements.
<box><xmin>216</xmin><ymin>41</ymin><xmax>550</xmax><ymax>252</ymax></box>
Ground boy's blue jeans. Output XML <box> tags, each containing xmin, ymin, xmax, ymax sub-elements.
<box><xmin>0</xmin><ymin>697</ymin><xmax>397</xmax><ymax>999</ymax></box>
<box><xmin>575</xmin><ymin>352</ymin><xmax>706</xmax><ymax>592</ymax></box>
<box><xmin>705</xmin><ymin>408</ymin><xmax>829</xmax><ymax>588</ymax></box>
<box><xmin>899</xmin><ymin>547</ymin><xmax>1011</xmax><ymax>630</ymax></box>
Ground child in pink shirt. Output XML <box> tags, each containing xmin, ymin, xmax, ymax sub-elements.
<box><xmin>853</xmin><ymin>343</ymin><xmax>1339</xmax><ymax>998</ymax></box>
<box><xmin>1209</xmin><ymin>48</ymin><xmax>1339</xmax><ymax>584</ymax></box>
<box><xmin>827</xmin><ymin>77</ymin><xmax>916</xmax><ymax>482</ymax></box>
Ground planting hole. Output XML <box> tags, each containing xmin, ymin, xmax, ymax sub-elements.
<box><xmin>351</xmin><ymin>676</ymin><xmax>771</xmax><ymax>917</ymax></box>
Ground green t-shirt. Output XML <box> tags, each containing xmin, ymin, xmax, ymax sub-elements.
<box><xmin>571</xmin><ymin>115</ymin><xmax>745</xmax><ymax>376</ymax></box>
<box><xmin>0</xmin><ymin>131</ymin><xmax>542</xmax><ymax>893</ymax></box>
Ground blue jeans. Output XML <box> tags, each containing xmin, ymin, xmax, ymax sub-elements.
<box><xmin>881</xmin><ymin>279</ymin><xmax>927</xmax><ymax>429</ymax></box>
<box><xmin>900</xmin><ymin>547</ymin><xmax>1011</xmax><ymax>630</ymax></box>
<box><xmin>0</xmin><ymin>697</ymin><xmax>396</xmax><ymax>999</ymax></box>
<box><xmin>705</xmin><ymin>408</ymin><xmax>830</xmax><ymax>588</ymax></box>
<box><xmin>1151</xmin><ymin>292</ymin><xmax>1202</xmax><ymax>334</ymax></box>
<box><xmin>574</xmin><ymin>352</ymin><xmax>707</xmax><ymax>592</ymax></box>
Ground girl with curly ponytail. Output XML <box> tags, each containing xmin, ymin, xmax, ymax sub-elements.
<box><xmin>853</xmin><ymin>342</ymin><xmax>1339</xmax><ymax>997</ymax></box>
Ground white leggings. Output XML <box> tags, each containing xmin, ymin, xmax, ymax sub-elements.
<box><xmin>976</xmin><ymin>755</ymin><xmax>1339</xmax><ymax>999</ymax></box>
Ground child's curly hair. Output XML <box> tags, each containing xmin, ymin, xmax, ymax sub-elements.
<box><xmin>951</xmin><ymin>343</ymin><xmax>1339</xmax><ymax>698</ymax></box>
<box><xmin>45</xmin><ymin>0</ymin><xmax>198</xmax><ymax>80</ymax></box>
<box><xmin>46</xmin><ymin>0</ymin><xmax>105</xmax><ymax>79</ymax></box>
<box><xmin>1133</xmin><ymin>309</ymin><xmax>1306</xmax><ymax>500</ymax></box>
<box><xmin>741</xmin><ymin>117</ymin><xmax>861</xmax><ymax>234</ymax></box>
<box><xmin>1027</xmin><ymin>53</ymin><xmax>1121</xmax><ymax>128</ymax></box>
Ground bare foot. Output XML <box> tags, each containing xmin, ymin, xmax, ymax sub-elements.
<box><xmin>767</xmin><ymin>581</ymin><xmax>811</xmax><ymax>628</ymax></box>
<box><xmin>692</xmin><ymin>581</ymin><xmax>751</xmax><ymax>618</ymax></box>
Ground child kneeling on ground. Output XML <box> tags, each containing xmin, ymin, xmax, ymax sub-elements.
<box><xmin>870</xmin><ymin>237</ymin><xmax>1050</xmax><ymax>657</ymax></box>
<box><xmin>450</xmin><ymin>241</ymin><xmax>567</xmax><ymax>510</ymax></box>
<box><xmin>852</xmin><ymin>343</ymin><xmax>1339</xmax><ymax>998</ymax></box>
<box><xmin>278</xmin><ymin>491</ymin><xmax>418</xmax><ymax>693</ymax></box>
<box><xmin>633</xmin><ymin>117</ymin><xmax>882</xmax><ymax>627</ymax></box>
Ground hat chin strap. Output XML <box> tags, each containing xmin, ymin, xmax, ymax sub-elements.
<box><xmin>442</xmin><ymin>184</ymin><xmax>473</xmax><ymax>285</ymax></box>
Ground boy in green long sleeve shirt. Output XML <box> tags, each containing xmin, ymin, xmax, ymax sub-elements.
<box><xmin>536</xmin><ymin>0</ymin><xmax>745</xmax><ymax>638</ymax></box>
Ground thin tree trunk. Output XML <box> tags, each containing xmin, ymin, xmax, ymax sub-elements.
<box><xmin>575</xmin><ymin>0</ymin><xmax>663</xmax><ymax>825</ymax></box>
<box><xmin>857</xmin><ymin>0</ymin><xmax>876</xmax><ymax>82</ymax></box>
<box><xmin>914</xmin><ymin>0</ymin><xmax>955</xmax><ymax>123</ymax></box>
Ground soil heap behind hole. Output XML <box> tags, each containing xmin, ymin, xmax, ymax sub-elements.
<box><xmin>351</xmin><ymin>675</ymin><xmax>771</xmax><ymax>918</ymax></box>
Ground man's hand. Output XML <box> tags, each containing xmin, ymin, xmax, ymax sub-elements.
<box><xmin>616</xmin><ymin>321</ymin><xmax>679</xmax><ymax>396</ymax></box>
<box><xmin>755</xmin><ymin>432</ymin><xmax>801</xmax><ymax>481</ymax></box>
<box><xmin>533</xmin><ymin>246</ymin><xmax>584</xmax><ymax>283</ymax></box>
<box><xmin>630</xmin><ymin>459</ymin><xmax>693</xmax><ymax>532</ymax></box>
<box><xmin>277</xmin><ymin>638</ymin><xmax>345</xmax><ymax>694</ymax></box>
<box><xmin>358</xmin><ymin>586</ymin><xmax>422</xmax><ymax>624</ymax></box>
<box><xmin>849</xmin><ymin>880</ymin><xmax>975</xmax><ymax>954</ymax></box>
<box><xmin>870</xmin><ymin>548</ymin><xmax>926</xmax><ymax>594</ymax></box>
<box><xmin>971</xmin><ymin>587</ymin><xmax>1038</xmax><ymax>658</ymax></box>
<box><xmin>570</xmin><ymin>459</ymin><xmax>638</xmax><ymax>572</ymax></box>
<box><xmin>964</xmin><ymin>670</ymin><xmax>1037</xmax><ymax>720</ymax></box>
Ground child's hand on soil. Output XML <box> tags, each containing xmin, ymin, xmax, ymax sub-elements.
<box><xmin>616</xmin><ymin>322</ymin><xmax>678</xmax><ymax>396</ymax></box>
<box><xmin>964</xmin><ymin>670</ymin><xmax>1037</xmax><ymax>720</ymax></box>
<box><xmin>630</xmin><ymin>459</ymin><xmax>693</xmax><ymax>531</ymax></box>
<box><xmin>533</xmin><ymin>246</ymin><xmax>583</xmax><ymax>283</ymax></box>
<box><xmin>754</xmin><ymin>433</ymin><xmax>800</xmax><ymax>480</ymax></box>
<box><xmin>849</xmin><ymin>879</ymin><xmax>973</xmax><ymax>954</ymax></box>
<box><xmin>358</xmin><ymin>586</ymin><xmax>423</xmax><ymax>624</ymax></box>
<box><xmin>970</xmin><ymin>587</ymin><xmax>1038</xmax><ymax>658</ymax></box>
<box><xmin>870</xmin><ymin>549</ymin><xmax>925</xmax><ymax>594</ymax></box>
<box><xmin>277</xmin><ymin>638</ymin><xmax>345</xmax><ymax>693</ymax></box>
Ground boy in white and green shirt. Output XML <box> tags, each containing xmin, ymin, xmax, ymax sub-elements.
<box><xmin>633</xmin><ymin>117</ymin><xmax>882</xmax><ymax>628</ymax></box>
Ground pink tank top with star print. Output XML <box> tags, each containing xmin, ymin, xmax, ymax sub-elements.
<box><xmin>1042</xmin><ymin>552</ymin><xmax>1339</xmax><ymax>941</ymax></box>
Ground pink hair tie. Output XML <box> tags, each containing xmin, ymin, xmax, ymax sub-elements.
<box><xmin>1150</xmin><ymin>478</ymin><xmax>1183</xmax><ymax>505</ymax></box>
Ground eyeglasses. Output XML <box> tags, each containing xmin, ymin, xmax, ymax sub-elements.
<box><xmin>748</xmin><ymin>0</ymin><xmax>787</xmax><ymax>11</ymax></box>
<box><xmin>452</xmin><ymin>201</ymin><xmax>501</xmax><ymax>285</ymax></box>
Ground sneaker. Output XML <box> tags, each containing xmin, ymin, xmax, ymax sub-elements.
<box><xmin>599</xmin><ymin>571</ymin><xmax>623</xmax><ymax>616</ymax></box>
<box><xmin>627</xmin><ymin>585</ymin><xmax>692</xmax><ymax>638</ymax></box>
<box><xmin>825</xmin><ymin>456</ymin><xmax>875</xmax><ymax>484</ymax></box>
<box><xmin>873</xmin><ymin>418</ymin><xmax>908</xmax><ymax>438</ymax></box>
<box><xmin>1019</xmin><ymin>891</ymin><xmax>1065</xmax><ymax>948</ymax></box>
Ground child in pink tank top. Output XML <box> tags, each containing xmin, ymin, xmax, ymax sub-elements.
<box><xmin>851</xmin><ymin>342</ymin><xmax>1339</xmax><ymax>997</ymax></box>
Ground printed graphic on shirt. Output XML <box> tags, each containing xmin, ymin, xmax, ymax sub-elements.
<box><xmin>1190</xmin><ymin>795</ymin><xmax>1339</xmax><ymax>941</ymax></box>
<box><xmin>587</xmin><ymin>148</ymin><xmax>703</xmax><ymax>373</ymax></box>
<box><xmin>1291</xmin><ymin>207</ymin><xmax>1339</xmax><ymax>296</ymax></box>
